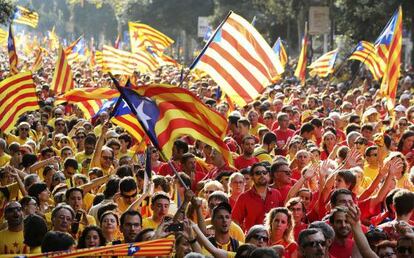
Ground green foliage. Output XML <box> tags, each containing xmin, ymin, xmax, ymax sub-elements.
<box><xmin>0</xmin><ymin>0</ymin><xmax>15</xmax><ymax>25</ymax></box>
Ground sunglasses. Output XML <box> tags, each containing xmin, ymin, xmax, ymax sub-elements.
<box><xmin>399</xmin><ymin>123</ymin><xmax>408</xmax><ymax>126</ymax></box>
<box><xmin>122</xmin><ymin>192</ymin><xmax>137</xmax><ymax>199</ymax></box>
<box><xmin>304</xmin><ymin>240</ymin><xmax>326</xmax><ymax>248</ymax></box>
<box><xmin>76</xmin><ymin>135</ymin><xmax>86</xmax><ymax>139</ymax></box>
<box><xmin>254</xmin><ymin>170</ymin><xmax>268</xmax><ymax>176</ymax></box>
<box><xmin>252</xmin><ymin>235</ymin><xmax>269</xmax><ymax>242</ymax></box>
<box><xmin>19</xmin><ymin>127</ymin><xmax>29</xmax><ymax>131</ymax></box>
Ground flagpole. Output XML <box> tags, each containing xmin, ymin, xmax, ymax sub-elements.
<box><xmin>109</xmin><ymin>74</ymin><xmax>189</xmax><ymax>189</ymax></box>
<box><xmin>329</xmin><ymin>44</ymin><xmax>359</xmax><ymax>82</ymax></box>
<box><xmin>178</xmin><ymin>10</ymin><xmax>233</xmax><ymax>86</ymax></box>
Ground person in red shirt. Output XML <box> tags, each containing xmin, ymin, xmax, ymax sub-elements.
<box><xmin>228</xmin><ymin>172</ymin><xmax>245</xmax><ymax>208</ymax></box>
<box><xmin>180</xmin><ymin>153</ymin><xmax>205</xmax><ymax>191</ymax></box>
<box><xmin>158</xmin><ymin>139</ymin><xmax>188</xmax><ymax>176</ymax></box>
<box><xmin>270</xmin><ymin>160</ymin><xmax>296</xmax><ymax>203</ymax></box>
<box><xmin>273</xmin><ymin>113</ymin><xmax>295</xmax><ymax>156</ymax></box>
<box><xmin>234</xmin><ymin>136</ymin><xmax>259</xmax><ymax>170</ymax></box>
<box><xmin>232</xmin><ymin>162</ymin><xmax>283</xmax><ymax>232</ymax></box>
<box><xmin>286</xmin><ymin>197</ymin><xmax>308</xmax><ymax>242</ymax></box>
<box><xmin>203</xmin><ymin>149</ymin><xmax>237</xmax><ymax>180</ymax></box>
<box><xmin>329</xmin><ymin>207</ymin><xmax>356</xmax><ymax>258</ymax></box>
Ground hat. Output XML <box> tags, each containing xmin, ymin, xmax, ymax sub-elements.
<box><xmin>400</xmin><ymin>94</ymin><xmax>411</xmax><ymax>101</ymax></box>
<box><xmin>364</xmin><ymin>107</ymin><xmax>378</xmax><ymax>117</ymax></box>
<box><xmin>228</xmin><ymin>111</ymin><xmax>241</xmax><ymax>119</ymax></box>
<box><xmin>105</xmin><ymin>130</ymin><xmax>119</xmax><ymax>139</ymax></box>
<box><xmin>394</xmin><ymin>105</ymin><xmax>407</xmax><ymax>112</ymax></box>
<box><xmin>275</xmin><ymin>93</ymin><xmax>285</xmax><ymax>99</ymax></box>
<box><xmin>212</xmin><ymin>202</ymin><xmax>232</xmax><ymax>219</ymax></box>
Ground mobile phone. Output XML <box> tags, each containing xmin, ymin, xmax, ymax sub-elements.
<box><xmin>166</xmin><ymin>223</ymin><xmax>184</xmax><ymax>232</ymax></box>
<box><xmin>71</xmin><ymin>211</ymin><xmax>83</xmax><ymax>234</ymax></box>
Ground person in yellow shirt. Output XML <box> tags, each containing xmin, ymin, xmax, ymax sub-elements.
<box><xmin>142</xmin><ymin>192</ymin><xmax>171</xmax><ymax>229</ymax></box>
<box><xmin>117</xmin><ymin>176</ymin><xmax>139</xmax><ymax>213</ymax></box>
<box><xmin>247</xmin><ymin>110</ymin><xmax>266</xmax><ymax>137</ymax></box>
<box><xmin>23</xmin><ymin>214</ymin><xmax>48</xmax><ymax>254</ymax></box>
<box><xmin>65</xmin><ymin>188</ymin><xmax>96</xmax><ymax>235</ymax></box>
<box><xmin>254</xmin><ymin>132</ymin><xmax>277</xmax><ymax>163</ymax></box>
<box><xmin>0</xmin><ymin>139</ymin><xmax>10</xmax><ymax>167</ymax></box>
<box><xmin>0</xmin><ymin>201</ymin><xmax>29</xmax><ymax>254</ymax></box>
<box><xmin>75</xmin><ymin>135</ymin><xmax>96</xmax><ymax>167</ymax></box>
<box><xmin>363</xmin><ymin>146</ymin><xmax>380</xmax><ymax>181</ymax></box>
<box><xmin>118</xmin><ymin>133</ymin><xmax>138</xmax><ymax>162</ymax></box>
<box><xmin>2</xmin><ymin>122</ymin><xmax>33</xmax><ymax>145</ymax></box>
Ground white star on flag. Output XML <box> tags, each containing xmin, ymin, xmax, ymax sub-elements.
<box><xmin>134</xmin><ymin>101</ymin><xmax>152</xmax><ymax>130</ymax></box>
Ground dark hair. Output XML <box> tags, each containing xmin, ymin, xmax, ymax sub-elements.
<box><xmin>249</xmin><ymin>247</ymin><xmax>278</xmax><ymax>258</ymax></box>
<box><xmin>393</xmin><ymin>189</ymin><xmax>414</xmax><ymax>216</ymax></box>
<box><xmin>118</xmin><ymin>133</ymin><xmax>132</xmax><ymax>148</ymax></box>
<box><xmin>211</xmin><ymin>202</ymin><xmax>232</xmax><ymax>220</ymax></box>
<box><xmin>19</xmin><ymin>196</ymin><xmax>37</xmax><ymax>208</ymax></box>
<box><xmin>310</xmin><ymin>118</ymin><xmax>322</xmax><ymax>128</ymax></box>
<box><xmin>153</xmin><ymin>176</ymin><xmax>171</xmax><ymax>193</ymax></box>
<box><xmin>263</xmin><ymin>132</ymin><xmax>277</xmax><ymax>145</ymax></box>
<box><xmin>99</xmin><ymin>210</ymin><xmax>119</xmax><ymax>226</ymax></box>
<box><xmin>181</xmin><ymin>152</ymin><xmax>195</xmax><ymax>165</ymax></box>
<box><xmin>398</xmin><ymin>130</ymin><xmax>414</xmax><ymax>152</ymax></box>
<box><xmin>51</xmin><ymin>204</ymin><xmax>75</xmax><ymax>220</ymax></box>
<box><xmin>27</xmin><ymin>182</ymin><xmax>48</xmax><ymax>199</ymax></box>
<box><xmin>97</xmin><ymin>203</ymin><xmax>118</xmax><ymax>224</ymax></box>
<box><xmin>22</xmin><ymin>154</ymin><xmax>38</xmax><ymax>168</ymax></box>
<box><xmin>40</xmin><ymin>147</ymin><xmax>55</xmax><ymax>157</ymax></box>
<box><xmin>250</xmin><ymin>162</ymin><xmax>267</xmax><ymax>175</ymax></box>
<box><xmin>238</xmin><ymin>118</ymin><xmax>251</xmax><ymax>128</ymax></box>
<box><xmin>345</xmin><ymin>123</ymin><xmax>361</xmax><ymax>135</ymax></box>
<box><xmin>116</xmin><ymin>165</ymin><xmax>134</xmax><ymax>178</ymax></box>
<box><xmin>300</xmin><ymin>122</ymin><xmax>315</xmax><ymax>135</ymax></box>
<box><xmin>63</xmin><ymin>158</ymin><xmax>78</xmax><ymax>170</ymax></box>
<box><xmin>41</xmin><ymin>231</ymin><xmax>75</xmax><ymax>253</ymax></box>
<box><xmin>84</xmin><ymin>135</ymin><xmax>97</xmax><ymax>146</ymax></box>
<box><xmin>151</xmin><ymin>192</ymin><xmax>170</xmax><ymax>204</ymax></box>
<box><xmin>336</xmin><ymin>170</ymin><xmax>357</xmax><ymax>191</ymax></box>
<box><xmin>135</xmin><ymin>228</ymin><xmax>155</xmax><ymax>242</ymax></box>
<box><xmin>65</xmin><ymin>187</ymin><xmax>84</xmax><ymax>200</ymax></box>
<box><xmin>365</xmin><ymin>145</ymin><xmax>378</xmax><ymax>157</ymax></box>
<box><xmin>42</xmin><ymin>165</ymin><xmax>55</xmax><ymax>178</ymax></box>
<box><xmin>119</xmin><ymin>176</ymin><xmax>137</xmax><ymax>193</ymax></box>
<box><xmin>120</xmin><ymin>210</ymin><xmax>142</xmax><ymax>226</ymax></box>
<box><xmin>328</xmin><ymin>206</ymin><xmax>348</xmax><ymax>224</ymax></box>
<box><xmin>103</xmin><ymin>176</ymin><xmax>120</xmax><ymax>199</ymax></box>
<box><xmin>24</xmin><ymin>214</ymin><xmax>48</xmax><ymax>247</ymax></box>
<box><xmin>174</xmin><ymin>139</ymin><xmax>189</xmax><ymax>153</ymax></box>
<box><xmin>92</xmin><ymin>193</ymin><xmax>105</xmax><ymax>206</ymax></box>
<box><xmin>298</xmin><ymin>228</ymin><xmax>323</xmax><ymax>247</ymax></box>
<box><xmin>330</xmin><ymin>189</ymin><xmax>353</xmax><ymax>206</ymax></box>
<box><xmin>235</xmin><ymin>244</ymin><xmax>256</xmax><ymax>258</ymax></box>
<box><xmin>361</xmin><ymin>124</ymin><xmax>374</xmax><ymax>132</ymax></box>
<box><xmin>208</xmin><ymin>191</ymin><xmax>229</xmax><ymax>204</ymax></box>
<box><xmin>176</xmin><ymin>172</ymin><xmax>191</xmax><ymax>189</ymax></box>
<box><xmin>270</xmin><ymin>161</ymin><xmax>289</xmax><ymax>174</ymax></box>
<box><xmin>77</xmin><ymin>225</ymin><xmax>106</xmax><ymax>248</ymax></box>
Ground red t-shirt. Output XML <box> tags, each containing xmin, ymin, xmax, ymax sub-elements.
<box><xmin>234</xmin><ymin>155</ymin><xmax>259</xmax><ymax>170</ymax></box>
<box><xmin>158</xmin><ymin>161</ymin><xmax>181</xmax><ymax>176</ymax></box>
<box><xmin>273</xmin><ymin>128</ymin><xmax>295</xmax><ymax>156</ymax></box>
<box><xmin>293</xmin><ymin>222</ymin><xmax>308</xmax><ymax>242</ymax></box>
<box><xmin>329</xmin><ymin>238</ymin><xmax>354</xmax><ymax>258</ymax></box>
<box><xmin>232</xmin><ymin>187</ymin><xmax>283</xmax><ymax>232</ymax></box>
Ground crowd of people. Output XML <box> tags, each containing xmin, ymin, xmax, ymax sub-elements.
<box><xmin>0</xmin><ymin>43</ymin><xmax>414</xmax><ymax>258</ymax></box>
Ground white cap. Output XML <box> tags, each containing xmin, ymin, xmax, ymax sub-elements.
<box><xmin>364</xmin><ymin>107</ymin><xmax>378</xmax><ymax>117</ymax></box>
<box><xmin>228</xmin><ymin>111</ymin><xmax>241</xmax><ymax>118</ymax></box>
<box><xmin>394</xmin><ymin>105</ymin><xmax>407</xmax><ymax>112</ymax></box>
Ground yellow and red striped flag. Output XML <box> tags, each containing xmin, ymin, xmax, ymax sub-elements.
<box><xmin>308</xmin><ymin>48</ymin><xmax>338</xmax><ymax>78</ymax></box>
<box><xmin>129</xmin><ymin>21</ymin><xmax>174</xmax><ymax>53</ymax></box>
<box><xmin>0</xmin><ymin>72</ymin><xmax>39</xmax><ymax>133</ymax></box>
<box><xmin>7</xmin><ymin>24</ymin><xmax>19</xmax><ymax>75</ymax></box>
<box><xmin>294</xmin><ymin>23</ymin><xmax>308</xmax><ymax>85</ymax></box>
<box><xmin>191</xmin><ymin>11</ymin><xmax>283</xmax><ymax>107</ymax></box>
<box><xmin>13</xmin><ymin>6</ymin><xmax>39</xmax><ymax>28</ymax></box>
<box><xmin>375</xmin><ymin>7</ymin><xmax>402</xmax><ymax>110</ymax></box>
<box><xmin>273</xmin><ymin>37</ymin><xmax>288</xmax><ymax>70</ymax></box>
<box><xmin>348</xmin><ymin>41</ymin><xmax>384</xmax><ymax>81</ymax></box>
<box><xmin>28</xmin><ymin>238</ymin><xmax>174</xmax><ymax>257</ymax></box>
<box><xmin>65</xmin><ymin>36</ymin><xmax>82</xmax><ymax>55</ymax></box>
<box><xmin>51</xmin><ymin>46</ymin><xmax>74</xmax><ymax>94</ymax></box>
<box><xmin>31</xmin><ymin>48</ymin><xmax>43</xmax><ymax>72</ymax></box>
<box><xmin>75</xmin><ymin>99</ymin><xmax>104</xmax><ymax>120</ymax></box>
<box><xmin>59</xmin><ymin>87</ymin><xmax>119</xmax><ymax>102</ymax></box>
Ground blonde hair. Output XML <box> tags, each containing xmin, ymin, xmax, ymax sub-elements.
<box><xmin>265</xmin><ymin>207</ymin><xmax>294</xmax><ymax>243</ymax></box>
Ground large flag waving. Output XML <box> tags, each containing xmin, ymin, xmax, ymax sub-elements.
<box><xmin>375</xmin><ymin>7</ymin><xmax>402</xmax><ymax>109</ymax></box>
<box><xmin>113</xmin><ymin>81</ymin><xmax>232</xmax><ymax>163</ymax></box>
<box><xmin>348</xmin><ymin>41</ymin><xmax>383</xmax><ymax>81</ymax></box>
<box><xmin>0</xmin><ymin>72</ymin><xmax>39</xmax><ymax>133</ymax></box>
<box><xmin>13</xmin><ymin>6</ymin><xmax>39</xmax><ymax>28</ymax></box>
<box><xmin>308</xmin><ymin>49</ymin><xmax>338</xmax><ymax>78</ymax></box>
<box><xmin>51</xmin><ymin>46</ymin><xmax>74</xmax><ymax>94</ymax></box>
<box><xmin>294</xmin><ymin>23</ymin><xmax>308</xmax><ymax>85</ymax></box>
<box><xmin>190</xmin><ymin>11</ymin><xmax>283</xmax><ymax>106</ymax></box>
<box><xmin>273</xmin><ymin>37</ymin><xmax>288</xmax><ymax>70</ymax></box>
<box><xmin>7</xmin><ymin>24</ymin><xmax>19</xmax><ymax>75</ymax></box>
<box><xmin>129</xmin><ymin>21</ymin><xmax>174</xmax><ymax>53</ymax></box>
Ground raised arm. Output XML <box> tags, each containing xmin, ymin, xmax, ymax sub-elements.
<box><xmin>191</xmin><ymin>222</ymin><xmax>228</xmax><ymax>258</ymax></box>
<box><xmin>90</xmin><ymin>121</ymin><xmax>109</xmax><ymax>168</ymax></box>
<box><xmin>285</xmin><ymin>163</ymin><xmax>317</xmax><ymax>204</ymax></box>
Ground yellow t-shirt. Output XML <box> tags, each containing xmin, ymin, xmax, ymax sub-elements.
<box><xmin>397</xmin><ymin>174</ymin><xmax>414</xmax><ymax>191</ymax></box>
<box><xmin>142</xmin><ymin>217</ymin><xmax>160</xmax><ymax>229</ymax></box>
<box><xmin>0</xmin><ymin>229</ymin><xmax>29</xmax><ymax>254</ymax></box>
<box><xmin>249</xmin><ymin>123</ymin><xmax>266</xmax><ymax>137</ymax></box>
<box><xmin>83</xmin><ymin>192</ymin><xmax>95</xmax><ymax>212</ymax></box>
<box><xmin>0</xmin><ymin>153</ymin><xmax>11</xmax><ymax>167</ymax></box>
<box><xmin>205</xmin><ymin>219</ymin><xmax>245</xmax><ymax>242</ymax></box>
<box><xmin>75</xmin><ymin>151</ymin><xmax>93</xmax><ymax>166</ymax></box>
<box><xmin>253</xmin><ymin>147</ymin><xmax>273</xmax><ymax>163</ymax></box>
<box><xmin>5</xmin><ymin>134</ymin><xmax>30</xmax><ymax>145</ymax></box>
<box><xmin>363</xmin><ymin>164</ymin><xmax>379</xmax><ymax>181</ymax></box>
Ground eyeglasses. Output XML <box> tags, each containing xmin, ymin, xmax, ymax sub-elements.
<box><xmin>397</xmin><ymin>246</ymin><xmax>412</xmax><ymax>254</ymax></box>
<box><xmin>252</xmin><ymin>234</ymin><xmax>269</xmax><ymax>242</ymax></box>
<box><xmin>254</xmin><ymin>170</ymin><xmax>268</xmax><ymax>176</ymax></box>
<box><xmin>19</xmin><ymin>128</ymin><xmax>29</xmax><ymax>131</ymax></box>
<box><xmin>122</xmin><ymin>192</ymin><xmax>137</xmax><ymax>199</ymax></box>
<box><xmin>101</xmin><ymin>156</ymin><xmax>113</xmax><ymax>161</ymax></box>
<box><xmin>76</xmin><ymin>135</ymin><xmax>86</xmax><ymax>139</ymax></box>
<box><xmin>303</xmin><ymin>240</ymin><xmax>326</xmax><ymax>248</ymax></box>
<box><xmin>399</xmin><ymin>123</ymin><xmax>408</xmax><ymax>126</ymax></box>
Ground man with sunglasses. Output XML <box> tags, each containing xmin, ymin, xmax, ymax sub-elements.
<box><xmin>364</xmin><ymin>146</ymin><xmax>380</xmax><ymax>181</ymax></box>
<box><xmin>0</xmin><ymin>201</ymin><xmax>29</xmax><ymax>254</ymax></box>
<box><xmin>233</xmin><ymin>162</ymin><xmax>283</xmax><ymax>232</ymax></box>
<box><xmin>298</xmin><ymin>228</ymin><xmax>327</xmax><ymax>258</ymax></box>
<box><xmin>118</xmin><ymin>176</ymin><xmax>138</xmax><ymax>213</ymax></box>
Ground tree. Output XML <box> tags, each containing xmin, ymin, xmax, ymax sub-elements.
<box><xmin>0</xmin><ymin>0</ymin><xmax>15</xmax><ymax>25</ymax></box>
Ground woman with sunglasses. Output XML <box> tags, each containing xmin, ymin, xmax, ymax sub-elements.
<box><xmin>245</xmin><ymin>225</ymin><xmax>270</xmax><ymax>247</ymax></box>
<box><xmin>265</xmin><ymin>207</ymin><xmax>298</xmax><ymax>258</ymax></box>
